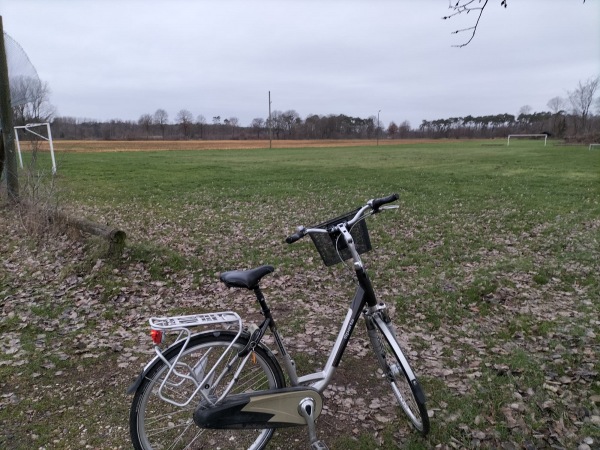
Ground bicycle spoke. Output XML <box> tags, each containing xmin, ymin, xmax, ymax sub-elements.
<box><xmin>368</xmin><ymin>317</ymin><xmax>429</xmax><ymax>435</ymax></box>
<box><xmin>130</xmin><ymin>333</ymin><xmax>283</xmax><ymax>450</ymax></box>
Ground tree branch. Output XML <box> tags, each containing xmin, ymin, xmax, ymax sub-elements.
<box><xmin>443</xmin><ymin>0</ymin><xmax>502</xmax><ymax>47</ymax></box>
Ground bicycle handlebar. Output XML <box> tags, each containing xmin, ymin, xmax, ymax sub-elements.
<box><xmin>370</xmin><ymin>193</ymin><xmax>399</xmax><ymax>211</ymax></box>
<box><xmin>285</xmin><ymin>194</ymin><xmax>399</xmax><ymax>244</ymax></box>
<box><xmin>285</xmin><ymin>227</ymin><xmax>307</xmax><ymax>244</ymax></box>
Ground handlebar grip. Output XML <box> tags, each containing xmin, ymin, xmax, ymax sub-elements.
<box><xmin>285</xmin><ymin>227</ymin><xmax>306</xmax><ymax>244</ymax></box>
<box><xmin>371</xmin><ymin>193</ymin><xmax>399</xmax><ymax>210</ymax></box>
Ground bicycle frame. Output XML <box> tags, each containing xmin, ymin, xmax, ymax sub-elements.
<box><xmin>262</xmin><ymin>218</ymin><xmax>384</xmax><ymax>393</ymax></box>
<box><xmin>295</xmin><ymin>284</ymin><xmax>376</xmax><ymax>391</ymax></box>
<box><xmin>129</xmin><ymin>207</ymin><xmax>396</xmax><ymax>402</ymax></box>
<box><xmin>192</xmin><ymin>217</ymin><xmax>392</xmax><ymax>433</ymax></box>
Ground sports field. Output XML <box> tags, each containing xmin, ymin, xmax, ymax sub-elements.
<box><xmin>1</xmin><ymin>140</ymin><xmax>599</xmax><ymax>449</ymax></box>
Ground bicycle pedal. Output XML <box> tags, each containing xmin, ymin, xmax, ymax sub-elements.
<box><xmin>310</xmin><ymin>441</ymin><xmax>328</xmax><ymax>450</ymax></box>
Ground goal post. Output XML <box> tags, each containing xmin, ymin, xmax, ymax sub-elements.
<box><xmin>507</xmin><ymin>134</ymin><xmax>548</xmax><ymax>147</ymax></box>
<box><xmin>589</xmin><ymin>144</ymin><xmax>600</xmax><ymax>151</ymax></box>
<box><xmin>14</xmin><ymin>122</ymin><xmax>56</xmax><ymax>174</ymax></box>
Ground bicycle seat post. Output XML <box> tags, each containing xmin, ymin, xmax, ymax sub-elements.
<box><xmin>253</xmin><ymin>286</ymin><xmax>272</xmax><ymax>320</ymax></box>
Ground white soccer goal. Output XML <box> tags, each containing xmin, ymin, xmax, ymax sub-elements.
<box><xmin>14</xmin><ymin>122</ymin><xmax>56</xmax><ymax>174</ymax></box>
<box><xmin>589</xmin><ymin>144</ymin><xmax>600</xmax><ymax>151</ymax></box>
<box><xmin>507</xmin><ymin>134</ymin><xmax>548</xmax><ymax>146</ymax></box>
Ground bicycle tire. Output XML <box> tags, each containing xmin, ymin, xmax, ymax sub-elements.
<box><xmin>130</xmin><ymin>331</ymin><xmax>286</xmax><ymax>450</ymax></box>
<box><xmin>368</xmin><ymin>316</ymin><xmax>430</xmax><ymax>435</ymax></box>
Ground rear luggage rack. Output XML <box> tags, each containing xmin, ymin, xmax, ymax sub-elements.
<box><xmin>148</xmin><ymin>311</ymin><xmax>245</xmax><ymax>408</ymax></box>
<box><xmin>150</xmin><ymin>311</ymin><xmax>241</xmax><ymax>330</ymax></box>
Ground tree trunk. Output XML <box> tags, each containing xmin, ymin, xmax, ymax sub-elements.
<box><xmin>54</xmin><ymin>211</ymin><xmax>126</xmax><ymax>255</ymax></box>
<box><xmin>0</xmin><ymin>131</ymin><xmax>4</xmax><ymax>179</ymax></box>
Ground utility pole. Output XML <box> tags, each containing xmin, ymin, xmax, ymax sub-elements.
<box><xmin>377</xmin><ymin>110</ymin><xmax>381</xmax><ymax>146</ymax></box>
<box><xmin>268</xmin><ymin>91</ymin><xmax>272</xmax><ymax>149</ymax></box>
<box><xmin>0</xmin><ymin>16</ymin><xmax>19</xmax><ymax>200</ymax></box>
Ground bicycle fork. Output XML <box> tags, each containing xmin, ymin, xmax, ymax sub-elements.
<box><xmin>364</xmin><ymin>302</ymin><xmax>401</xmax><ymax>380</ymax></box>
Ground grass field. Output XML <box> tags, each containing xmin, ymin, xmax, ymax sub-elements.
<box><xmin>1</xmin><ymin>140</ymin><xmax>599</xmax><ymax>449</ymax></box>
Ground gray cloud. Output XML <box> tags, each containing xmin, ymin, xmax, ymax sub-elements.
<box><xmin>3</xmin><ymin>0</ymin><xmax>599</xmax><ymax>127</ymax></box>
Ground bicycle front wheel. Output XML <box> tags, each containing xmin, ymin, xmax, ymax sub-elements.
<box><xmin>130</xmin><ymin>331</ymin><xmax>285</xmax><ymax>450</ymax></box>
<box><xmin>367</xmin><ymin>316</ymin><xmax>430</xmax><ymax>435</ymax></box>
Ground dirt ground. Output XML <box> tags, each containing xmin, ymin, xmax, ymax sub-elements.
<box><xmin>18</xmin><ymin>138</ymin><xmax>451</xmax><ymax>153</ymax></box>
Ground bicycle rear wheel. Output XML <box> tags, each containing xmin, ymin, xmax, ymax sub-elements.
<box><xmin>130</xmin><ymin>332</ymin><xmax>285</xmax><ymax>450</ymax></box>
<box><xmin>367</xmin><ymin>316</ymin><xmax>430</xmax><ymax>435</ymax></box>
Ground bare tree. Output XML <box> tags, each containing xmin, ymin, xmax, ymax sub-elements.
<box><xmin>251</xmin><ymin>118</ymin><xmax>265</xmax><ymax>138</ymax></box>
<box><xmin>196</xmin><ymin>114</ymin><xmax>206</xmax><ymax>139</ymax></box>
<box><xmin>227</xmin><ymin>117</ymin><xmax>239</xmax><ymax>138</ymax></box>
<box><xmin>11</xmin><ymin>76</ymin><xmax>35</xmax><ymax>125</ymax></box>
<box><xmin>518</xmin><ymin>105</ymin><xmax>532</xmax><ymax>116</ymax></box>
<box><xmin>153</xmin><ymin>109</ymin><xmax>169</xmax><ymax>138</ymax></box>
<box><xmin>268</xmin><ymin>111</ymin><xmax>285</xmax><ymax>139</ymax></box>
<box><xmin>212</xmin><ymin>116</ymin><xmax>222</xmax><ymax>138</ymax></box>
<box><xmin>398</xmin><ymin>120</ymin><xmax>411</xmax><ymax>138</ymax></box>
<box><xmin>176</xmin><ymin>109</ymin><xmax>193</xmax><ymax>138</ymax></box>
<box><xmin>366</xmin><ymin>115</ymin><xmax>377</xmax><ymax>138</ymax></box>
<box><xmin>11</xmin><ymin>77</ymin><xmax>54</xmax><ymax>125</ymax></box>
<box><xmin>547</xmin><ymin>97</ymin><xmax>568</xmax><ymax>137</ymax></box>
<box><xmin>281</xmin><ymin>110</ymin><xmax>300</xmax><ymax>138</ymax></box>
<box><xmin>387</xmin><ymin>121</ymin><xmax>398</xmax><ymax>138</ymax></box>
<box><xmin>138</xmin><ymin>113</ymin><xmax>153</xmax><ymax>138</ymax></box>
<box><xmin>568</xmin><ymin>76</ymin><xmax>600</xmax><ymax>132</ymax></box>
<box><xmin>547</xmin><ymin>97</ymin><xmax>567</xmax><ymax>115</ymax></box>
<box><xmin>28</xmin><ymin>80</ymin><xmax>54</xmax><ymax>122</ymax></box>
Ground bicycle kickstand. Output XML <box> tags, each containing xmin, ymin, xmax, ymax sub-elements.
<box><xmin>298</xmin><ymin>397</ymin><xmax>329</xmax><ymax>450</ymax></box>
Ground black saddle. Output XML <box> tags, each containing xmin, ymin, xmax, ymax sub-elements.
<box><xmin>219</xmin><ymin>265</ymin><xmax>274</xmax><ymax>290</ymax></box>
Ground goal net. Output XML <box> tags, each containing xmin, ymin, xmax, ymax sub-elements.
<box><xmin>507</xmin><ymin>134</ymin><xmax>548</xmax><ymax>146</ymax></box>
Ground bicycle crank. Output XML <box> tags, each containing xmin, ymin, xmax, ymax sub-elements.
<box><xmin>193</xmin><ymin>386</ymin><xmax>323</xmax><ymax>429</ymax></box>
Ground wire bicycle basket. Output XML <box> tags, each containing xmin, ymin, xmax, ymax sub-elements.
<box><xmin>308</xmin><ymin>208</ymin><xmax>372</xmax><ymax>266</ymax></box>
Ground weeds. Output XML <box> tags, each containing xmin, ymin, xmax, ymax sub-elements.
<box><xmin>12</xmin><ymin>139</ymin><xmax>63</xmax><ymax>237</ymax></box>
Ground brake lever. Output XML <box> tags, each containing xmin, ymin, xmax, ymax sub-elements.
<box><xmin>373</xmin><ymin>205</ymin><xmax>399</xmax><ymax>214</ymax></box>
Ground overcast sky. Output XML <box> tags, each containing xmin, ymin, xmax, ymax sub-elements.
<box><xmin>2</xmin><ymin>0</ymin><xmax>599</xmax><ymax>128</ymax></box>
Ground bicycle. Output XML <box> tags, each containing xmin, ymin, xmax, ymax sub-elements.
<box><xmin>128</xmin><ymin>194</ymin><xmax>430</xmax><ymax>450</ymax></box>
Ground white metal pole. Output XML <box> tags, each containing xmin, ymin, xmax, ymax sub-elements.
<box><xmin>46</xmin><ymin>123</ymin><xmax>56</xmax><ymax>174</ymax></box>
<box><xmin>14</xmin><ymin>127</ymin><xmax>23</xmax><ymax>168</ymax></box>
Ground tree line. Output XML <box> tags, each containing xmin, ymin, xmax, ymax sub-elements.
<box><xmin>11</xmin><ymin>74</ymin><xmax>600</xmax><ymax>142</ymax></box>
<box><xmin>418</xmin><ymin>111</ymin><xmax>586</xmax><ymax>140</ymax></box>
<box><xmin>47</xmin><ymin>110</ymin><xmax>387</xmax><ymax>141</ymax></box>
<box><xmin>420</xmin><ymin>77</ymin><xmax>600</xmax><ymax>141</ymax></box>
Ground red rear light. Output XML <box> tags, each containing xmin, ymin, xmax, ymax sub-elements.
<box><xmin>150</xmin><ymin>329</ymin><xmax>163</xmax><ymax>345</ymax></box>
